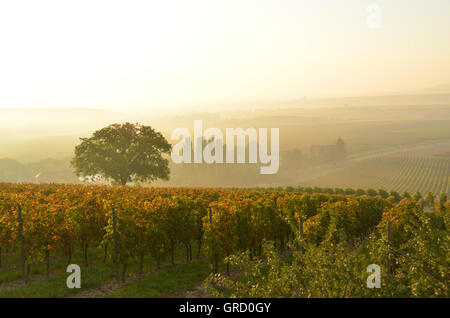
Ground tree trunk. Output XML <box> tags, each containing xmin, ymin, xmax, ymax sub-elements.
<box><xmin>189</xmin><ymin>244</ymin><xmax>193</xmax><ymax>261</ymax></box>
<box><xmin>67</xmin><ymin>248</ymin><xmax>72</xmax><ymax>266</ymax></box>
<box><xmin>120</xmin><ymin>175</ymin><xmax>128</xmax><ymax>186</ymax></box>
<box><xmin>103</xmin><ymin>244</ymin><xmax>108</xmax><ymax>262</ymax></box>
<box><xmin>121</xmin><ymin>263</ymin><xmax>127</xmax><ymax>283</ymax></box>
<box><xmin>139</xmin><ymin>253</ymin><xmax>144</xmax><ymax>275</ymax></box>
<box><xmin>186</xmin><ymin>244</ymin><xmax>190</xmax><ymax>263</ymax></box>
<box><xmin>0</xmin><ymin>246</ymin><xmax>2</xmax><ymax>267</ymax></box>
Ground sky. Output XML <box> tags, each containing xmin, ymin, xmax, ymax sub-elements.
<box><xmin>0</xmin><ymin>0</ymin><xmax>449</xmax><ymax>112</ymax></box>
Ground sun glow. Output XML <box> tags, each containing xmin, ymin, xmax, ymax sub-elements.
<box><xmin>0</xmin><ymin>0</ymin><xmax>449</xmax><ymax>112</ymax></box>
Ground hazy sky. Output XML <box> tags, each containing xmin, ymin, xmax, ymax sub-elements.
<box><xmin>0</xmin><ymin>0</ymin><xmax>449</xmax><ymax>112</ymax></box>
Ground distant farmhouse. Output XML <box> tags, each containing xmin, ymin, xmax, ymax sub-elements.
<box><xmin>310</xmin><ymin>138</ymin><xmax>346</xmax><ymax>161</ymax></box>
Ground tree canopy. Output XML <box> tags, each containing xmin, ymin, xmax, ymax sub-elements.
<box><xmin>71</xmin><ymin>123</ymin><xmax>171</xmax><ymax>185</ymax></box>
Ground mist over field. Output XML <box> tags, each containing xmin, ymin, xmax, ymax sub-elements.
<box><xmin>1</xmin><ymin>90</ymin><xmax>449</xmax><ymax>195</ymax></box>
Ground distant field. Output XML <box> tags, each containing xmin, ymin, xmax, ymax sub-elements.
<box><xmin>1</xmin><ymin>105</ymin><xmax>450</xmax><ymax>186</ymax></box>
<box><xmin>308</xmin><ymin>156</ymin><xmax>450</xmax><ymax>195</ymax></box>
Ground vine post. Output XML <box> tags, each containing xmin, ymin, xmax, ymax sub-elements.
<box><xmin>299</xmin><ymin>217</ymin><xmax>304</xmax><ymax>252</ymax></box>
<box><xmin>387</xmin><ymin>220</ymin><xmax>392</xmax><ymax>275</ymax></box>
<box><xmin>112</xmin><ymin>207</ymin><xmax>120</xmax><ymax>284</ymax></box>
<box><xmin>209</xmin><ymin>207</ymin><xmax>214</xmax><ymax>273</ymax></box>
<box><xmin>18</xmin><ymin>204</ymin><xmax>26</xmax><ymax>284</ymax></box>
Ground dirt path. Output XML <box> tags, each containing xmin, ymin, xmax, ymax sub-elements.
<box><xmin>68</xmin><ymin>260</ymin><xmax>195</xmax><ymax>298</ymax></box>
<box><xmin>161</xmin><ymin>280</ymin><xmax>211</xmax><ymax>298</ymax></box>
<box><xmin>0</xmin><ymin>259</ymin><xmax>105</xmax><ymax>290</ymax></box>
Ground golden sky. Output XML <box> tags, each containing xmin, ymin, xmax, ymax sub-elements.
<box><xmin>0</xmin><ymin>0</ymin><xmax>449</xmax><ymax>111</ymax></box>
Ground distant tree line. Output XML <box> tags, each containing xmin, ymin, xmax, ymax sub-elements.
<box><xmin>0</xmin><ymin>158</ymin><xmax>79</xmax><ymax>184</ymax></box>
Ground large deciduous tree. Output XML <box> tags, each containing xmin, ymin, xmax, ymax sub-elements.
<box><xmin>71</xmin><ymin>123</ymin><xmax>171</xmax><ymax>185</ymax></box>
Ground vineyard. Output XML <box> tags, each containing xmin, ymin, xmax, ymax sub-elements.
<box><xmin>0</xmin><ymin>183</ymin><xmax>448</xmax><ymax>297</ymax></box>
<box><xmin>309</xmin><ymin>156</ymin><xmax>450</xmax><ymax>196</ymax></box>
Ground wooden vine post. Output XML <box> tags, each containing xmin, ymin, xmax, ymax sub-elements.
<box><xmin>209</xmin><ymin>207</ymin><xmax>215</xmax><ymax>273</ymax></box>
<box><xmin>299</xmin><ymin>217</ymin><xmax>304</xmax><ymax>252</ymax></box>
<box><xmin>112</xmin><ymin>207</ymin><xmax>120</xmax><ymax>284</ymax></box>
<box><xmin>387</xmin><ymin>220</ymin><xmax>392</xmax><ymax>275</ymax></box>
<box><xmin>18</xmin><ymin>205</ymin><xmax>26</xmax><ymax>284</ymax></box>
